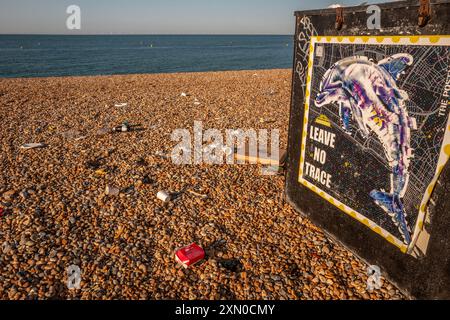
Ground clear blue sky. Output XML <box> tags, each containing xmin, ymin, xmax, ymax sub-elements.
<box><xmin>0</xmin><ymin>0</ymin><xmax>392</xmax><ymax>35</ymax></box>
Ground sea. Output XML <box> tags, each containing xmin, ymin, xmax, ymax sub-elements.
<box><xmin>0</xmin><ymin>35</ymin><xmax>293</xmax><ymax>78</ymax></box>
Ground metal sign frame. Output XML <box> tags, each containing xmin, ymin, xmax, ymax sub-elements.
<box><xmin>286</xmin><ymin>0</ymin><xmax>450</xmax><ymax>299</ymax></box>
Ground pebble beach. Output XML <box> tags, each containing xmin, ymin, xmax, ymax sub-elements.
<box><xmin>0</xmin><ymin>69</ymin><xmax>405</xmax><ymax>300</ymax></box>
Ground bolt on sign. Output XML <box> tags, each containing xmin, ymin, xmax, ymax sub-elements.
<box><xmin>286</xmin><ymin>0</ymin><xmax>450</xmax><ymax>299</ymax></box>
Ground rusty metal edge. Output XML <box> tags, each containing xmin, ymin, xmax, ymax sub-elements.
<box><xmin>294</xmin><ymin>0</ymin><xmax>450</xmax><ymax>16</ymax></box>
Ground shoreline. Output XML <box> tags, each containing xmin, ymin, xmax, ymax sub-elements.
<box><xmin>0</xmin><ymin>68</ymin><xmax>292</xmax><ymax>81</ymax></box>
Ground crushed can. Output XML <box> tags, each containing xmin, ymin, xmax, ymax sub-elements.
<box><xmin>0</xmin><ymin>207</ymin><xmax>4</xmax><ymax>218</ymax></box>
<box><xmin>175</xmin><ymin>243</ymin><xmax>205</xmax><ymax>268</ymax></box>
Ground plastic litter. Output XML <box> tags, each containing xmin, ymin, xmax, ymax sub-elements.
<box><xmin>113</xmin><ymin>122</ymin><xmax>131</xmax><ymax>132</ymax></box>
<box><xmin>20</xmin><ymin>143</ymin><xmax>46</xmax><ymax>150</ymax></box>
<box><xmin>157</xmin><ymin>191</ymin><xmax>171</xmax><ymax>203</ymax></box>
<box><xmin>114</xmin><ymin>103</ymin><xmax>128</xmax><ymax>107</ymax></box>
<box><xmin>261</xmin><ymin>165</ymin><xmax>283</xmax><ymax>176</ymax></box>
<box><xmin>175</xmin><ymin>243</ymin><xmax>205</xmax><ymax>268</ymax></box>
<box><xmin>0</xmin><ymin>207</ymin><xmax>4</xmax><ymax>218</ymax></box>
<box><xmin>188</xmin><ymin>190</ymin><xmax>208</xmax><ymax>199</ymax></box>
<box><xmin>74</xmin><ymin>136</ymin><xmax>88</xmax><ymax>141</ymax></box>
<box><xmin>105</xmin><ymin>185</ymin><xmax>120</xmax><ymax>196</ymax></box>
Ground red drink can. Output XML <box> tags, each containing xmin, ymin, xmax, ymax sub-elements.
<box><xmin>175</xmin><ymin>243</ymin><xmax>205</xmax><ymax>268</ymax></box>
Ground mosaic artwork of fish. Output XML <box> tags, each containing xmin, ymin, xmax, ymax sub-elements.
<box><xmin>314</xmin><ymin>53</ymin><xmax>417</xmax><ymax>244</ymax></box>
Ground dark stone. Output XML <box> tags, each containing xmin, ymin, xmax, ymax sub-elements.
<box><xmin>218</xmin><ymin>259</ymin><xmax>243</xmax><ymax>273</ymax></box>
<box><xmin>142</xmin><ymin>175</ymin><xmax>154</xmax><ymax>185</ymax></box>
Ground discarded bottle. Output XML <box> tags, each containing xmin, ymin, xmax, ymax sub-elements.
<box><xmin>175</xmin><ymin>243</ymin><xmax>205</xmax><ymax>268</ymax></box>
<box><xmin>113</xmin><ymin>122</ymin><xmax>131</xmax><ymax>133</ymax></box>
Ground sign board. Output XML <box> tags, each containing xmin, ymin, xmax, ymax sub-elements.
<box><xmin>286</xmin><ymin>0</ymin><xmax>450</xmax><ymax>299</ymax></box>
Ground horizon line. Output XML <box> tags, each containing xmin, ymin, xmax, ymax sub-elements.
<box><xmin>0</xmin><ymin>33</ymin><xmax>294</xmax><ymax>36</ymax></box>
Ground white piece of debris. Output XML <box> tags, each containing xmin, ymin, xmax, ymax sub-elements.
<box><xmin>260</xmin><ymin>165</ymin><xmax>282</xmax><ymax>176</ymax></box>
<box><xmin>20</xmin><ymin>143</ymin><xmax>46</xmax><ymax>150</ymax></box>
<box><xmin>74</xmin><ymin>136</ymin><xmax>88</xmax><ymax>141</ymax></box>
<box><xmin>157</xmin><ymin>191</ymin><xmax>172</xmax><ymax>203</ymax></box>
<box><xmin>114</xmin><ymin>103</ymin><xmax>128</xmax><ymax>107</ymax></box>
<box><xmin>181</xmin><ymin>92</ymin><xmax>188</xmax><ymax>97</ymax></box>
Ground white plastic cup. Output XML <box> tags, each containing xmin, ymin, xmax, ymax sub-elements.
<box><xmin>157</xmin><ymin>191</ymin><xmax>171</xmax><ymax>203</ymax></box>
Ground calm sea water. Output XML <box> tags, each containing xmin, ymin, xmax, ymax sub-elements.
<box><xmin>0</xmin><ymin>35</ymin><xmax>293</xmax><ymax>78</ymax></box>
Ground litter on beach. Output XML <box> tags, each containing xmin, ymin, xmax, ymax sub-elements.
<box><xmin>74</xmin><ymin>135</ymin><xmax>88</xmax><ymax>141</ymax></box>
<box><xmin>234</xmin><ymin>144</ymin><xmax>288</xmax><ymax>166</ymax></box>
<box><xmin>0</xmin><ymin>207</ymin><xmax>4</xmax><ymax>218</ymax></box>
<box><xmin>113</xmin><ymin>122</ymin><xmax>131</xmax><ymax>132</ymax></box>
<box><xmin>157</xmin><ymin>191</ymin><xmax>171</xmax><ymax>203</ymax></box>
<box><xmin>180</xmin><ymin>92</ymin><xmax>188</xmax><ymax>97</ymax></box>
<box><xmin>105</xmin><ymin>185</ymin><xmax>120</xmax><ymax>196</ymax></box>
<box><xmin>259</xmin><ymin>118</ymin><xmax>276</xmax><ymax>124</ymax></box>
<box><xmin>175</xmin><ymin>243</ymin><xmax>205</xmax><ymax>268</ymax></box>
<box><xmin>20</xmin><ymin>143</ymin><xmax>46</xmax><ymax>150</ymax></box>
<box><xmin>112</xmin><ymin>122</ymin><xmax>144</xmax><ymax>133</ymax></box>
<box><xmin>187</xmin><ymin>190</ymin><xmax>208</xmax><ymax>199</ymax></box>
<box><xmin>260</xmin><ymin>165</ymin><xmax>284</xmax><ymax>176</ymax></box>
<box><xmin>114</xmin><ymin>103</ymin><xmax>128</xmax><ymax>107</ymax></box>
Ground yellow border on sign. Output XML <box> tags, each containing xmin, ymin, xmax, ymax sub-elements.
<box><xmin>298</xmin><ymin>35</ymin><xmax>450</xmax><ymax>254</ymax></box>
